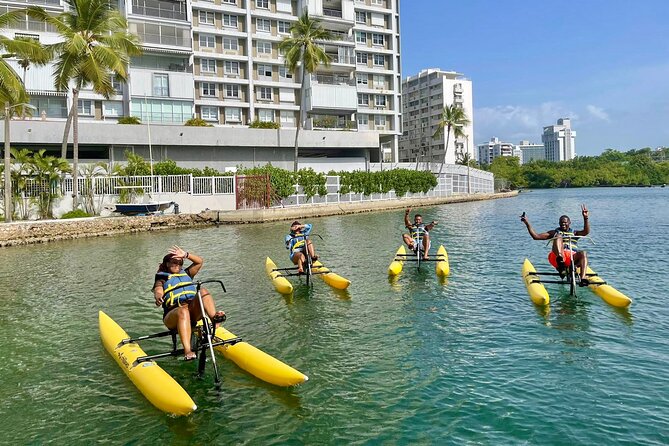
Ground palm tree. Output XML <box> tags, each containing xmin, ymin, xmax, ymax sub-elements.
<box><xmin>433</xmin><ymin>104</ymin><xmax>470</xmax><ymax>175</ymax></box>
<box><xmin>26</xmin><ymin>0</ymin><xmax>141</xmax><ymax>209</ymax></box>
<box><xmin>279</xmin><ymin>12</ymin><xmax>334</xmax><ymax>172</ymax></box>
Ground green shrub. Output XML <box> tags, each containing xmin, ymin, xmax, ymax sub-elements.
<box><xmin>61</xmin><ymin>209</ymin><xmax>92</xmax><ymax>219</ymax></box>
<box><xmin>249</xmin><ymin>120</ymin><xmax>280</xmax><ymax>129</ymax></box>
<box><xmin>185</xmin><ymin>118</ymin><xmax>213</xmax><ymax>127</ymax></box>
<box><xmin>118</xmin><ymin>116</ymin><xmax>141</xmax><ymax>125</ymax></box>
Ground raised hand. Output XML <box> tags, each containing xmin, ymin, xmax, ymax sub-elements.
<box><xmin>169</xmin><ymin>245</ymin><xmax>187</xmax><ymax>259</ymax></box>
<box><xmin>581</xmin><ymin>204</ymin><xmax>589</xmax><ymax>219</ymax></box>
<box><xmin>520</xmin><ymin>211</ymin><xmax>528</xmax><ymax>224</ymax></box>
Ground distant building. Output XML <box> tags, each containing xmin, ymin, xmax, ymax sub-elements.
<box><xmin>542</xmin><ymin>118</ymin><xmax>576</xmax><ymax>161</ymax></box>
<box><xmin>517</xmin><ymin>140</ymin><xmax>545</xmax><ymax>164</ymax></box>
<box><xmin>399</xmin><ymin>68</ymin><xmax>474</xmax><ymax>164</ymax></box>
<box><xmin>476</xmin><ymin>137</ymin><xmax>514</xmax><ymax>165</ymax></box>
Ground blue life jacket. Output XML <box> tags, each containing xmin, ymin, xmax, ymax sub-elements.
<box><xmin>554</xmin><ymin>228</ymin><xmax>579</xmax><ymax>252</ymax></box>
<box><xmin>285</xmin><ymin>223</ymin><xmax>312</xmax><ymax>255</ymax></box>
<box><xmin>157</xmin><ymin>270</ymin><xmax>197</xmax><ymax>311</ymax></box>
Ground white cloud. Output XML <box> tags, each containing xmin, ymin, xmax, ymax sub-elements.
<box><xmin>586</xmin><ymin>105</ymin><xmax>610</xmax><ymax>121</ymax></box>
<box><xmin>474</xmin><ymin>102</ymin><xmax>578</xmax><ymax>144</ymax></box>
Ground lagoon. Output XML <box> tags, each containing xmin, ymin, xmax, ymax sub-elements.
<box><xmin>0</xmin><ymin>187</ymin><xmax>667</xmax><ymax>444</ymax></box>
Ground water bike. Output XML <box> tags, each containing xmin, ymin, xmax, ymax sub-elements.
<box><xmin>266</xmin><ymin>233</ymin><xmax>350</xmax><ymax>294</ymax></box>
<box><xmin>99</xmin><ymin>279</ymin><xmax>308</xmax><ymax>416</ymax></box>
<box><xmin>521</xmin><ymin>235</ymin><xmax>632</xmax><ymax>308</ymax></box>
<box><xmin>388</xmin><ymin>227</ymin><xmax>449</xmax><ymax>277</ymax></box>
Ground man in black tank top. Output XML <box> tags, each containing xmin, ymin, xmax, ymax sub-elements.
<box><xmin>521</xmin><ymin>204</ymin><xmax>591</xmax><ymax>285</ymax></box>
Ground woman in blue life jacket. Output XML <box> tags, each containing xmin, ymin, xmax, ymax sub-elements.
<box><xmin>402</xmin><ymin>207</ymin><xmax>438</xmax><ymax>258</ymax></box>
<box><xmin>152</xmin><ymin>245</ymin><xmax>225</xmax><ymax>361</ymax></box>
<box><xmin>285</xmin><ymin>220</ymin><xmax>319</xmax><ymax>274</ymax></box>
<box><xmin>521</xmin><ymin>204</ymin><xmax>591</xmax><ymax>286</ymax></box>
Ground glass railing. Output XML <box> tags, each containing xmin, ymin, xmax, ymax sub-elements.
<box><xmin>131</xmin><ymin>0</ymin><xmax>188</xmax><ymax>21</ymax></box>
<box><xmin>312</xmin><ymin>74</ymin><xmax>355</xmax><ymax>86</ymax></box>
<box><xmin>137</xmin><ymin>32</ymin><xmax>192</xmax><ymax>48</ymax></box>
<box><xmin>323</xmin><ymin>8</ymin><xmax>343</xmax><ymax>18</ymax></box>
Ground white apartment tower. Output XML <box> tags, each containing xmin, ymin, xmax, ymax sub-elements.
<box><xmin>517</xmin><ymin>140</ymin><xmax>545</xmax><ymax>165</ymax></box>
<box><xmin>542</xmin><ymin>118</ymin><xmax>576</xmax><ymax>162</ymax></box>
<box><xmin>399</xmin><ymin>69</ymin><xmax>473</xmax><ymax>165</ymax></box>
<box><xmin>476</xmin><ymin>137</ymin><xmax>514</xmax><ymax>165</ymax></box>
<box><xmin>1</xmin><ymin>0</ymin><xmax>402</xmax><ymax>162</ymax></box>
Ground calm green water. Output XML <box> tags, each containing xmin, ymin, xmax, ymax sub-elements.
<box><xmin>1</xmin><ymin>188</ymin><xmax>668</xmax><ymax>445</ymax></box>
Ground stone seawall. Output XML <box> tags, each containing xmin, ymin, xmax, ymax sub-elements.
<box><xmin>0</xmin><ymin>191</ymin><xmax>518</xmax><ymax>247</ymax></box>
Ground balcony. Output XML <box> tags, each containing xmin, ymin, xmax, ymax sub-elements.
<box><xmin>312</xmin><ymin>73</ymin><xmax>355</xmax><ymax>86</ymax></box>
<box><xmin>131</xmin><ymin>0</ymin><xmax>188</xmax><ymax>21</ymax></box>
<box><xmin>323</xmin><ymin>8</ymin><xmax>342</xmax><ymax>18</ymax></box>
<box><xmin>311</xmin><ymin>114</ymin><xmax>357</xmax><ymax>131</ymax></box>
<box><xmin>306</xmin><ymin>83</ymin><xmax>357</xmax><ymax>114</ymax></box>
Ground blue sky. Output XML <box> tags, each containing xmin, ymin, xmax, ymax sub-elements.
<box><xmin>400</xmin><ymin>0</ymin><xmax>669</xmax><ymax>155</ymax></box>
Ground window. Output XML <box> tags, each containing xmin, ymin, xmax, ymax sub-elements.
<box><xmin>373</xmin><ymin>74</ymin><xmax>385</xmax><ymax>88</ymax></box>
<box><xmin>153</xmin><ymin>73</ymin><xmax>169</xmax><ymax>96</ymax></box>
<box><xmin>356</xmin><ymin>52</ymin><xmax>368</xmax><ymax>64</ymax></box>
<box><xmin>256</xmin><ymin>18</ymin><xmax>271</xmax><ymax>33</ymax></box>
<box><xmin>223</xmin><ymin>14</ymin><xmax>238</xmax><ymax>28</ymax></box>
<box><xmin>257</xmin><ymin>41</ymin><xmax>272</xmax><ymax>55</ymax></box>
<box><xmin>199</xmin><ymin>11</ymin><xmax>214</xmax><ymax>26</ymax></box>
<box><xmin>279</xmin><ymin>66</ymin><xmax>293</xmax><ymax>80</ymax></box>
<box><xmin>371</xmin><ymin>0</ymin><xmax>384</xmax><ymax>5</ymax></box>
<box><xmin>225</xmin><ymin>84</ymin><xmax>239</xmax><ymax>98</ymax></box>
<box><xmin>356</xmin><ymin>73</ymin><xmax>368</xmax><ymax>85</ymax></box>
<box><xmin>258</xmin><ymin>109</ymin><xmax>273</xmax><ymax>122</ymax></box>
<box><xmin>201</xmin><ymin>106</ymin><xmax>218</xmax><ymax>121</ymax></box>
<box><xmin>201</xmin><ymin>82</ymin><xmax>216</xmax><ymax>97</ymax></box>
<box><xmin>372</xmin><ymin>33</ymin><xmax>384</xmax><ymax>46</ymax></box>
<box><xmin>77</xmin><ymin>99</ymin><xmax>93</xmax><ymax>116</ymax></box>
<box><xmin>222</xmin><ymin>0</ymin><xmax>236</xmax><ymax>3</ymax></box>
<box><xmin>258</xmin><ymin>86</ymin><xmax>272</xmax><ymax>100</ymax></box>
<box><xmin>357</xmin><ymin>114</ymin><xmax>368</xmax><ymax>126</ymax></box>
<box><xmin>375</xmin><ymin>115</ymin><xmax>386</xmax><ymax>127</ymax></box>
<box><xmin>103</xmin><ymin>101</ymin><xmax>122</xmax><ymax>117</ymax></box>
<box><xmin>373</xmin><ymin>54</ymin><xmax>385</xmax><ymax>66</ymax></box>
<box><xmin>278</xmin><ymin>21</ymin><xmax>290</xmax><ymax>34</ymax></box>
<box><xmin>224</xmin><ymin>61</ymin><xmax>239</xmax><ymax>75</ymax></box>
<box><xmin>257</xmin><ymin>64</ymin><xmax>272</xmax><ymax>77</ymax></box>
<box><xmin>225</xmin><ymin>107</ymin><xmax>241</xmax><ymax>122</ymax></box>
<box><xmin>256</xmin><ymin>0</ymin><xmax>269</xmax><ymax>8</ymax></box>
<box><xmin>358</xmin><ymin>93</ymin><xmax>369</xmax><ymax>106</ymax></box>
<box><xmin>199</xmin><ymin>34</ymin><xmax>215</xmax><ymax>48</ymax></box>
<box><xmin>223</xmin><ymin>37</ymin><xmax>238</xmax><ymax>50</ymax></box>
<box><xmin>355</xmin><ymin>31</ymin><xmax>367</xmax><ymax>44</ymax></box>
<box><xmin>201</xmin><ymin>58</ymin><xmax>216</xmax><ymax>73</ymax></box>
<box><xmin>356</xmin><ymin>11</ymin><xmax>366</xmax><ymax>23</ymax></box>
<box><xmin>280</xmin><ymin>110</ymin><xmax>295</xmax><ymax>126</ymax></box>
<box><xmin>375</xmin><ymin>95</ymin><xmax>386</xmax><ymax>107</ymax></box>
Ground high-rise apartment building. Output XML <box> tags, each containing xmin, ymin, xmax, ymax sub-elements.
<box><xmin>476</xmin><ymin>137</ymin><xmax>513</xmax><ymax>165</ymax></box>
<box><xmin>399</xmin><ymin>68</ymin><xmax>473</xmax><ymax>165</ymax></box>
<box><xmin>542</xmin><ymin>118</ymin><xmax>576</xmax><ymax>162</ymax></box>
<box><xmin>1</xmin><ymin>0</ymin><xmax>402</xmax><ymax>161</ymax></box>
<box><xmin>517</xmin><ymin>140</ymin><xmax>544</xmax><ymax>164</ymax></box>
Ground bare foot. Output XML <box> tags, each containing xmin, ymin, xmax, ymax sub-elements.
<box><xmin>183</xmin><ymin>351</ymin><xmax>196</xmax><ymax>361</ymax></box>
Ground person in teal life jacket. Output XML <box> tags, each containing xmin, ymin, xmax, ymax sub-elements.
<box><xmin>285</xmin><ymin>220</ymin><xmax>319</xmax><ymax>274</ymax></box>
<box><xmin>521</xmin><ymin>204</ymin><xmax>591</xmax><ymax>285</ymax></box>
<box><xmin>152</xmin><ymin>245</ymin><xmax>225</xmax><ymax>361</ymax></box>
<box><xmin>402</xmin><ymin>207</ymin><xmax>438</xmax><ymax>258</ymax></box>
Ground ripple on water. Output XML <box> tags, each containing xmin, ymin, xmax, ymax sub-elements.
<box><xmin>0</xmin><ymin>188</ymin><xmax>668</xmax><ymax>443</ymax></box>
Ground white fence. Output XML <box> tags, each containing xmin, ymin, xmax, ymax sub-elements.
<box><xmin>2</xmin><ymin>165</ymin><xmax>494</xmax><ymax>217</ymax></box>
<box><xmin>276</xmin><ymin>175</ymin><xmax>454</xmax><ymax>207</ymax></box>
<box><xmin>60</xmin><ymin>175</ymin><xmax>235</xmax><ymax>196</ymax></box>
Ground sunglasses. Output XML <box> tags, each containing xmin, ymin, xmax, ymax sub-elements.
<box><xmin>168</xmin><ymin>259</ymin><xmax>183</xmax><ymax>266</ymax></box>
